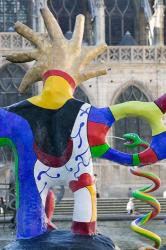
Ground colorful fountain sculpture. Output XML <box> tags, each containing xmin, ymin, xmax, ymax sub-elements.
<box><xmin>124</xmin><ymin>133</ymin><xmax>161</xmax><ymax>250</ymax></box>
<box><xmin>2</xmin><ymin>7</ymin><xmax>166</xmax><ymax>250</ymax></box>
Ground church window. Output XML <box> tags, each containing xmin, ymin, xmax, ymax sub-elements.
<box><xmin>47</xmin><ymin>0</ymin><xmax>93</xmax><ymax>44</ymax></box>
<box><xmin>0</xmin><ymin>63</ymin><xmax>33</xmax><ymax>166</ymax></box>
<box><xmin>0</xmin><ymin>0</ymin><xmax>32</xmax><ymax>32</ymax></box>
<box><xmin>74</xmin><ymin>86</ymin><xmax>90</xmax><ymax>103</ymax></box>
<box><xmin>0</xmin><ymin>63</ymin><xmax>33</xmax><ymax>106</ymax></box>
<box><xmin>105</xmin><ymin>0</ymin><xmax>136</xmax><ymax>45</ymax></box>
<box><xmin>112</xmin><ymin>86</ymin><xmax>151</xmax><ymax>153</ymax></box>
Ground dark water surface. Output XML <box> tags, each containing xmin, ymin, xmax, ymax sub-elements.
<box><xmin>0</xmin><ymin>220</ymin><xmax>165</xmax><ymax>250</ymax></box>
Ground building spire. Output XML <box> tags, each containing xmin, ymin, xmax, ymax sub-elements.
<box><xmin>94</xmin><ymin>0</ymin><xmax>105</xmax><ymax>44</ymax></box>
<box><xmin>153</xmin><ymin>0</ymin><xmax>165</xmax><ymax>45</ymax></box>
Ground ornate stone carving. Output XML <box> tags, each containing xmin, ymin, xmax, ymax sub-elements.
<box><xmin>1</xmin><ymin>34</ymin><xmax>166</xmax><ymax>64</ymax></box>
<box><xmin>121</xmin><ymin>48</ymin><xmax>131</xmax><ymax>61</ymax></box>
<box><xmin>106</xmin><ymin>46</ymin><xmax>166</xmax><ymax>63</ymax></box>
<box><xmin>0</xmin><ymin>33</ymin><xmax>35</xmax><ymax>49</ymax></box>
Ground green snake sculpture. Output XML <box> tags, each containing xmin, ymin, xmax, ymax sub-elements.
<box><xmin>124</xmin><ymin>133</ymin><xmax>161</xmax><ymax>250</ymax></box>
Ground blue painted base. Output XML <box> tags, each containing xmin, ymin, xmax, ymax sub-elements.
<box><xmin>3</xmin><ymin>230</ymin><xmax>116</xmax><ymax>250</ymax></box>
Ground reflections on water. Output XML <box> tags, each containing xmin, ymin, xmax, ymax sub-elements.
<box><xmin>0</xmin><ymin>220</ymin><xmax>165</xmax><ymax>250</ymax></box>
